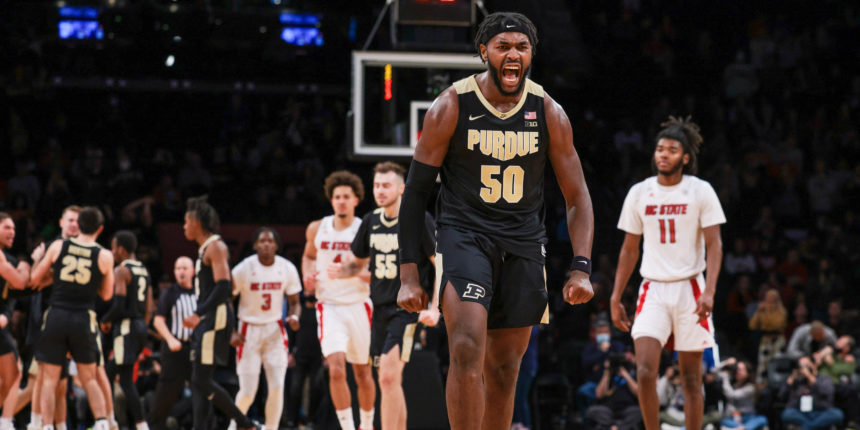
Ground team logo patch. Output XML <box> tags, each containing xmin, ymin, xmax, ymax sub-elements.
<box><xmin>462</xmin><ymin>283</ymin><xmax>486</xmax><ymax>300</ymax></box>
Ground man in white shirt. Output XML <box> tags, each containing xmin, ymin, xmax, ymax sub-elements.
<box><xmin>231</xmin><ymin>228</ymin><xmax>302</xmax><ymax>430</ymax></box>
<box><xmin>610</xmin><ymin>116</ymin><xmax>726</xmax><ymax>430</ymax></box>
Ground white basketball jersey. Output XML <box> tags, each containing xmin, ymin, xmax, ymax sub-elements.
<box><xmin>232</xmin><ymin>255</ymin><xmax>302</xmax><ymax>324</ymax></box>
<box><xmin>314</xmin><ymin>215</ymin><xmax>369</xmax><ymax>305</ymax></box>
<box><xmin>617</xmin><ymin>175</ymin><xmax>726</xmax><ymax>282</ymax></box>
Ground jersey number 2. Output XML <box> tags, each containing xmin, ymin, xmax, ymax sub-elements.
<box><xmin>480</xmin><ymin>165</ymin><xmax>524</xmax><ymax>204</ymax></box>
<box><xmin>658</xmin><ymin>219</ymin><xmax>676</xmax><ymax>244</ymax></box>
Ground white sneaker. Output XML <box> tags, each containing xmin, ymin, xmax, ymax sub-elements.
<box><xmin>227</xmin><ymin>420</ymin><xmax>237</xmax><ymax>430</ymax></box>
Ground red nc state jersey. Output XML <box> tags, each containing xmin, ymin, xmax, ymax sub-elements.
<box><xmin>617</xmin><ymin>175</ymin><xmax>726</xmax><ymax>282</ymax></box>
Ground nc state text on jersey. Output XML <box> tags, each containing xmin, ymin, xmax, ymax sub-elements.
<box><xmin>467</xmin><ymin>129</ymin><xmax>540</xmax><ymax>161</ymax></box>
<box><xmin>319</xmin><ymin>241</ymin><xmax>351</xmax><ymax>250</ymax></box>
<box><xmin>644</xmin><ymin>204</ymin><xmax>688</xmax><ymax>216</ymax></box>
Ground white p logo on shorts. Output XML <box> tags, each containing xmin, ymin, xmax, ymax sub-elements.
<box><xmin>463</xmin><ymin>283</ymin><xmax>486</xmax><ymax>300</ymax></box>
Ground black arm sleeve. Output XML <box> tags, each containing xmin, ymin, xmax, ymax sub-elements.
<box><xmin>398</xmin><ymin>160</ymin><xmax>440</xmax><ymax>264</ymax></box>
<box><xmin>196</xmin><ymin>279</ymin><xmax>231</xmax><ymax>316</ymax></box>
<box><xmin>102</xmin><ymin>295</ymin><xmax>126</xmax><ymax>322</ymax></box>
<box><xmin>350</xmin><ymin>212</ymin><xmax>372</xmax><ymax>259</ymax></box>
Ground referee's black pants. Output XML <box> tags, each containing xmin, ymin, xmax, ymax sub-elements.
<box><xmin>148</xmin><ymin>343</ymin><xmax>193</xmax><ymax>430</ymax></box>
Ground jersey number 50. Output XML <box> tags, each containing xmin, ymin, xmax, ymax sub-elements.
<box><xmin>480</xmin><ymin>165</ymin><xmax>524</xmax><ymax>204</ymax></box>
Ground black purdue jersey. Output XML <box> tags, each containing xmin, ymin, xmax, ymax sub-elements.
<box><xmin>1</xmin><ymin>250</ymin><xmax>19</xmax><ymax>316</ymax></box>
<box><xmin>438</xmin><ymin>75</ymin><xmax>549</xmax><ymax>248</ymax></box>
<box><xmin>194</xmin><ymin>235</ymin><xmax>227</xmax><ymax>316</ymax></box>
<box><xmin>351</xmin><ymin>209</ymin><xmax>435</xmax><ymax>306</ymax></box>
<box><xmin>51</xmin><ymin>239</ymin><xmax>104</xmax><ymax>311</ymax></box>
<box><xmin>120</xmin><ymin>260</ymin><xmax>150</xmax><ymax>319</ymax></box>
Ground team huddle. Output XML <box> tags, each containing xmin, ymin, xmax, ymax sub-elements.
<box><xmin>0</xmin><ymin>10</ymin><xmax>727</xmax><ymax>430</ymax></box>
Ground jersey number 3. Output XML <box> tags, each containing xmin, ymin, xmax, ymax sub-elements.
<box><xmin>480</xmin><ymin>165</ymin><xmax>524</xmax><ymax>204</ymax></box>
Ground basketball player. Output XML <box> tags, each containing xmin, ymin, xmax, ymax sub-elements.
<box><xmin>230</xmin><ymin>227</ymin><xmax>302</xmax><ymax>430</ymax></box>
<box><xmin>302</xmin><ymin>171</ymin><xmax>375</xmax><ymax>430</ymax></box>
<box><xmin>609</xmin><ymin>116</ymin><xmax>725</xmax><ymax>430</ymax></box>
<box><xmin>180</xmin><ymin>196</ymin><xmax>259</xmax><ymax>430</ymax></box>
<box><xmin>21</xmin><ymin>206</ymin><xmax>81</xmax><ymax>430</ymax></box>
<box><xmin>29</xmin><ymin>207</ymin><xmax>114</xmax><ymax>430</ymax></box>
<box><xmin>103</xmin><ymin>230</ymin><xmax>153</xmax><ymax>430</ymax></box>
<box><xmin>396</xmin><ymin>12</ymin><xmax>595</xmax><ymax>429</ymax></box>
<box><xmin>0</xmin><ymin>212</ymin><xmax>32</xmax><ymax>430</ymax></box>
<box><xmin>339</xmin><ymin>162</ymin><xmax>436</xmax><ymax>430</ymax></box>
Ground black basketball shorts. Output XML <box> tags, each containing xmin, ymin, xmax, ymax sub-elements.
<box><xmin>0</xmin><ymin>329</ymin><xmax>17</xmax><ymax>358</ymax></box>
<box><xmin>190</xmin><ymin>303</ymin><xmax>233</xmax><ymax>367</ymax></box>
<box><xmin>112</xmin><ymin>318</ymin><xmax>147</xmax><ymax>366</ymax></box>
<box><xmin>435</xmin><ymin>227</ymin><xmax>549</xmax><ymax>329</ymax></box>
<box><xmin>36</xmin><ymin>307</ymin><xmax>101</xmax><ymax>365</ymax></box>
<box><xmin>370</xmin><ymin>303</ymin><xmax>418</xmax><ymax>365</ymax></box>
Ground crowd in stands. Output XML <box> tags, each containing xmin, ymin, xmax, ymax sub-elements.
<box><xmin>1</xmin><ymin>0</ymin><xmax>859</xmax><ymax>429</ymax></box>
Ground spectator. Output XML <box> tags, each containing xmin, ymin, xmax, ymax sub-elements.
<box><xmin>786</xmin><ymin>321</ymin><xmax>837</xmax><ymax>359</ymax></box>
<box><xmin>779</xmin><ymin>356</ymin><xmax>844</xmax><ymax>430</ymax></box>
<box><xmin>656</xmin><ymin>364</ymin><xmax>685</xmax><ymax>428</ymax></box>
<box><xmin>776</xmin><ymin>250</ymin><xmax>809</xmax><ymax>286</ymax></box>
<box><xmin>584</xmin><ymin>351</ymin><xmax>641</xmax><ymax>430</ymax></box>
<box><xmin>725</xmin><ymin>238</ymin><xmax>757</xmax><ymax>276</ymax></box>
<box><xmin>748</xmin><ymin>288</ymin><xmax>788</xmax><ymax>383</ymax></box>
<box><xmin>815</xmin><ymin>335</ymin><xmax>857</xmax><ymax>426</ymax></box>
<box><xmin>576</xmin><ymin>318</ymin><xmax>627</xmax><ymax>414</ymax></box>
<box><xmin>718</xmin><ymin>358</ymin><xmax>769</xmax><ymax>430</ymax></box>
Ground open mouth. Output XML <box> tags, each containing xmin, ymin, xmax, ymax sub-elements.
<box><xmin>501</xmin><ymin>63</ymin><xmax>521</xmax><ymax>86</ymax></box>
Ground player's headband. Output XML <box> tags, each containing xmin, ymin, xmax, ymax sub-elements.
<box><xmin>478</xmin><ymin>12</ymin><xmax>537</xmax><ymax>49</ymax></box>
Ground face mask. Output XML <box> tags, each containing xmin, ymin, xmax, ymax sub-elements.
<box><xmin>596</xmin><ymin>334</ymin><xmax>610</xmax><ymax>344</ymax></box>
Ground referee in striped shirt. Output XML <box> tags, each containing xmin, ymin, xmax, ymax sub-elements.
<box><xmin>149</xmin><ymin>256</ymin><xmax>197</xmax><ymax>430</ymax></box>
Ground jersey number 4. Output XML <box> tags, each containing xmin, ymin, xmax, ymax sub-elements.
<box><xmin>658</xmin><ymin>218</ymin><xmax>676</xmax><ymax>244</ymax></box>
<box><xmin>480</xmin><ymin>165</ymin><xmax>524</xmax><ymax>204</ymax></box>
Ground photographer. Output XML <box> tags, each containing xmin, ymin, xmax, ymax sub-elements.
<box><xmin>779</xmin><ymin>356</ymin><xmax>843</xmax><ymax>430</ymax></box>
<box><xmin>718</xmin><ymin>358</ymin><xmax>768</xmax><ymax>430</ymax></box>
<box><xmin>657</xmin><ymin>364</ymin><xmax>685</xmax><ymax>428</ymax></box>
<box><xmin>577</xmin><ymin>318</ymin><xmax>628</xmax><ymax>414</ymax></box>
<box><xmin>584</xmin><ymin>350</ymin><xmax>642</xmax><ymax>430</ymax></box>
<box><xmin>815</xmin><ymin>335</ymin><xmax>857</xmax><ymax>425</ymax></box>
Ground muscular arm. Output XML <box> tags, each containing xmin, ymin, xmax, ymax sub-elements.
<box><xmin>30</xmin><ymin>240</ymin><xmax>63</xmax><ymax>288</ymax></box>
<box><xmin>610</xmin><ymin>233</ymin><xmax>641</xmax><ymax>332</ymax></box>
<box><xmin>545</xmin><ymin>94</ymin><xmax>595</xmax><ymax>305</ymax></box>
<box><xmin>703</xmin><ymin>225</ymin><xmax>722</xmax><ymax>299</ymax></box>
<box><xmin>545</xmin><ymin>94</ymin><xmax>593</xmax><ymax>259</ymax></box>
<box><xmin>102</xmin><ymin>265</ymin><xmax>130</xmax><ymax>322</ymax></box>
<box><xmin>398</xmin><ymin>88</ymin><xmax>457</xmax><ymax>312</ymax></box>
<box><xmin>0</xmin><ymin>252</ymin><xmax>28</xmax><ymax>289</ymax></box>
<box><xmin>153</xmin><ymin>315</ymin><xmax>178</xmax><ymax>343</ymax></box>
<box><xmin>302</xmin><ymin>220</ymin><xmax>320</xmax><ymax>295</ymax></box>
<box><xmin>98</xmin><ymin>249</ymin><xmax>115</xmax><ymax>302</ymax></box>
<box><xmin>693</xmin><ymin>225</ymin><xmax>722</xmax><ymax>322</ymax></box>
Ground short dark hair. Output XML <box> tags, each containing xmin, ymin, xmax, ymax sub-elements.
<box><xmin>186</xmin><ymin>195</ymin><xmax>220</xmax><ymax>233</ymax></box>
<box><xmin>0</xmin><ymin>212</ymin><xmax>11</xmax><ymax>224</ymax></box>
<box><xmin>323</xmin><ymin>170</ymin><xmax>364</xmax><ymax>202</ymax></box>
<box><xmin>373</xmin><ymin>161</ymin><xmax>406</xmax><ymax>180</ymax></box>
<box><xmin>253</xmin><ymin>226</ymin><xmax>280</xmax><ymax>247</ymax></box>
<box><xmin>113</xmin><ymin>230</ymin><xmax>138</xmax><ymax>254</ymax></box>
<box><xmin>474</xmin><ymin>12</ymin><xmax>538</xmax><ymax>58</ymax></box>
<box><xmin>77</xmin><ymin>206</ymin><xmax>105</xmax><ymax>234</ymax></box>
<box><xmin>654</xmin><ymin>115</ymin><xmax>703</xmax><ymax>175</ymax></box>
